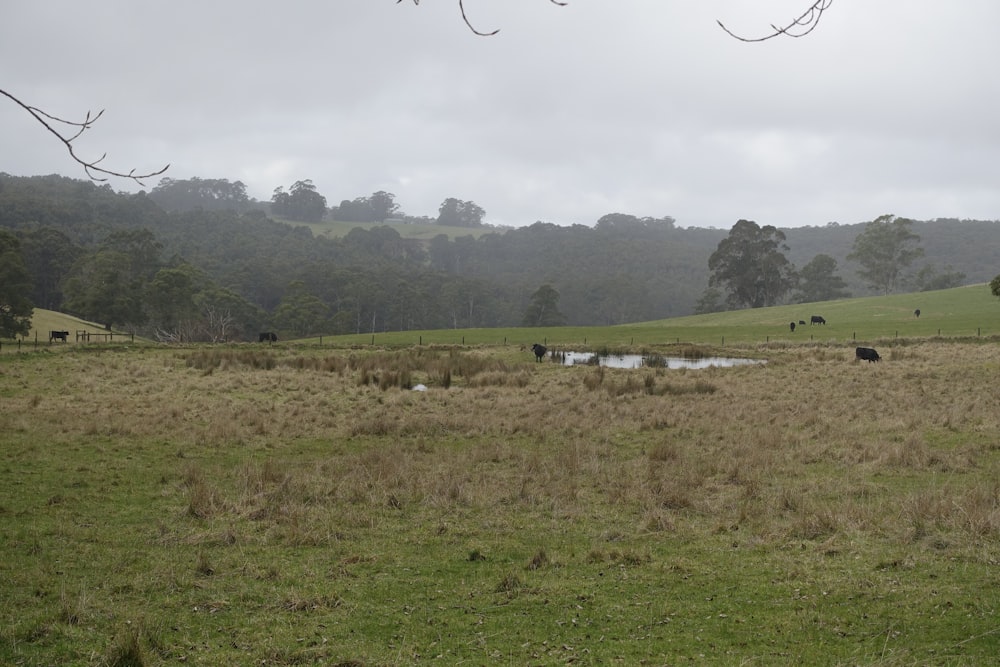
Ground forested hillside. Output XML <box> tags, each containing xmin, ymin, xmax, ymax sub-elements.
<box><xmin>1</xmin><ymin>173</ymin><xmax>997</xmax><ymax>342</ymax></box>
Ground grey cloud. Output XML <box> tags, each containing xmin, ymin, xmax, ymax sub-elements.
<box><xmin>2</xmin><ymin>1</ymin><xmax>998</xmax><ymax>228</ymax></box>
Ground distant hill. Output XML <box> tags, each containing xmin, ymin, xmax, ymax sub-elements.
<box><xmin>2</xmin><ymin>173</ymin><xmax>998</xmax><ymax>338</ymax></box>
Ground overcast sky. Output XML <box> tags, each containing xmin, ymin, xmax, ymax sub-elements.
<box><xmin>3</xmin><ymin>1</ymin><xmax>998</xmax><ymax>229</ymax></box>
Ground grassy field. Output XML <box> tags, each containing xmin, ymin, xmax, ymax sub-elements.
<box><xmin>311</xmin><ymin>283</ymin><xmax>1000</xmax><ymax>349</ymax></box>
<box><xmin>281</xmin><ymin>218</ymin><xmax>497</xmax><ymax>242</ymax></box>
<box><xmin>1</xmin><ymin>310</ymin><xmax>131</xmax><ymax>353</ymax></box>
<box><xmin>3</xmin><ymin>286</ymin><xmax>1000</xmax><ymax>665</ymax></box>
<box><xmin>3</xmin><ymin>306</ymin><xmax>1000</xmax><ymax>664</ymax></box>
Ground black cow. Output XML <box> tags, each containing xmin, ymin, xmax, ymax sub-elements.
<box><xmin>914</xmin><ymin>309</ymin><xmax>921</xmax><ymax>318</ymax></box>
<box><xmin>789</xmin><ymin>322</ymin><xmax>796</xmax><ymax>333</ymax></box>
<box><xmin>798</xmin><ymin>320</ymin><xmax>806</xmax><ymax>325</ymax></box>
<box><xmin>810</xmin><ymin>315</ymin><xmax>826</xmax><ymax>325</ymax></box>
<box><xmin>258</xmin><ymin>332</ymin><xmax>277</xmax><ymax>343</ymax></box>
<box><xmin>856</xmin><ymin>347</ymin><xmax>881</xmax><ymax>363</ymax></box>
<box><xmin>531</xmin><ymin>343</ymin><xmax>547</xmax><ymax>362</ymax></box>
<box><xmin>49</xmin><ymin>330</ymin><xmax>69</xmax><ymax>342</ymax></box>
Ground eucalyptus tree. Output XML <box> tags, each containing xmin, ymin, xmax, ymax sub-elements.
<box><xmin>522</xmin><ymin>283</ymin><xmax>566</xmax><ymax>327</ymax></box>
<box><xmin>847</xmin><ymin>214</ymin><xmax>924</xmax><ymax>294</ymax></box>
<box><xmin>0</xmin><ymin>230</ymin><xmax>33</xmax><ymax>338</ymax></box>
<box><xmin>149</xmin><ymin>177</ymin><xmax>252</xmax><ymax>213</ymax></box>
<box><xmin>18</xmin><ymin>227</ymin><xmax>82</xmax><ymax>310</ymax></box>
<box><xmin>794</xmin><ymin>254</ymin><xmax>850</xmax><ymax>303</ymax></box>
<box><xmin>271</xmin><ymin>180</ymin><xmax>327</xmax><ymax>223</ymax></box>
<box><xmin>708</xmin><ymin>219</ymin><xmax>797</xmax><ymax>309</ymax></box>
<box><xmin>369</xmin><ymin>191</ymin><xmax>400</xmax><ymax>222</ymax></box>
<box><xmin>437</xmin><ymin>198</ymin><xmax>485</xmax><ymax>228</ymax></box>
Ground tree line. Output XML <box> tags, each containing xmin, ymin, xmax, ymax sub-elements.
<box><xmin>1</xmin><ymin>173</ymin><xmax>997</xmax><ymax>341</ymax></box>
<box><xmin>148</xmin><ymin>176</ymin><xmax>488</xmax><ymax>228</ymax></box>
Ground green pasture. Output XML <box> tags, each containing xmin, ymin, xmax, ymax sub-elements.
<box><xmin>312</xmin><ymin>283</ymin><xmax>1000</xmax><ymax>350</ymax></box>
<box><xmin>283</xmin><ymin>217</ymin><xmax>495</xmax><ymax>242</ymax></box>
<box><xmin>8</xmin><ymin>283</ymin><xmax>996</xmax><ymax>354</ymax></box>
<box><xmin>1</xmin><ymin>310</ymin><xmax>133</xmax><ymax>352</ymax></box>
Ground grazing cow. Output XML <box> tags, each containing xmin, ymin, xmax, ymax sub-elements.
<box><xmin>789</xmin><ymin>322</ymin><xmax>796</xmax><ymax>333</ymax></box>
<box><xmin>914</xmin><ymin>309</ymin><xmax>921</xmax><ymax>318</ymax></box>
<box><xmin>855</xmin><ymin>346</ymin><xmax>881</xmax><ymax>363</ymax></box>
<box><xmin>810</xmin><ymin>315</ymin><xmax>826</xmax><ymax>325</ymax></box>
<box><xmin>531</xmin><ymin>343</ymin><xmax>547</xmax><ymax>362</ymax></box>
<box><xmin>799</xmin><ymin>320</ymin><xmax>806</xmax><ymax>325</ymax></box>
<box><xmin>49</xmin><ymin>330</ymin><xmax>69</xmax><ymax>342</ymax></box>
<box><xmin>258</xmin><ymin>332</ymin><xmax>277</xmax><ymax>343</ymax></box>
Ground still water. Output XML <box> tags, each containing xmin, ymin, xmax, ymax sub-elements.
<box><xmin>559</xmin><ymin>352</ymin><xmax>764</xmax><ymax>370</ymax></box>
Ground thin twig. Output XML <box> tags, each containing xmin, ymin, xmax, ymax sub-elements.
<box><xmin>718</xmin><ymin>0</ymin><xmax>833</xmax><ymax>43</ymax></box>
<box><xmin>399</xmin><ymin>0</ymin><xmax>568</xmax><ymax>37</ymax></box>
<box><xmin>0</xmin><ymin>87</ymin><xmax>169</xmax><ymax>185</ymax></box>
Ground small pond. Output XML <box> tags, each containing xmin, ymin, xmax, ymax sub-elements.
<box><xmin>558</xmin><ymin>352</ymin><xmax>765</xmax><ymax>370</ymax></box>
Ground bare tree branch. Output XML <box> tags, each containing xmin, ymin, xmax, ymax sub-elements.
<box><xmin>398</xmin><ymin>0</ymin><xmax>567</xmax><ymax>37</ymax></box>
<box><xmin>717</xmin><ymin>0</ymin><xmax>833</xmax><ymax>43</ymax></box>
<box><xmin>399</xmin><ymin>1</ymin><xmax>831</xmax><ymax>41</ymax></box>
<box><xmin>0</xmin><ymin>87</ymin><xmax>169</xmax><ymax>185</ymax></box>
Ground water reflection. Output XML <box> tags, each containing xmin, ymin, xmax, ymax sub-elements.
<box><xmin>559</xmin><ymin>352</ymin><xmax>764</xmax><ymax>370</ymax></box>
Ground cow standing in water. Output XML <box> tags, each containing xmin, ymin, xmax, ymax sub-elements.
<box><xmin>531</xmin><ymin>343</ymin><xmax>547</xmax><ymax>362</ymax></box>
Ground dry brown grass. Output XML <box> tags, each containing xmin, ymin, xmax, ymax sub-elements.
<box><xmin>6</xmin><ymin>342</ymin><xmax>1000</xmax><ymax>555</ymax></box>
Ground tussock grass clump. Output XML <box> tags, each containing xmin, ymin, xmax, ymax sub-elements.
<box><xmin>495</xmin><ymin>571</ymin><xmax>526</xmax><ymax>597</ymax></box>
<box><xmin>527</xmin><ymin>548</ymin><xmax>550</xmax><ymax>570</ymax></box>
<box><xmin>466</xmin><ymin>370</ymin><xmax>531</xmax><ymax>387</ymax></box>
<box><xmin>58</xmin><ymin>589</ymin><xmax>85</xmax><ymax>626</ymax></box>
<box><xmin>279</xmin><ymin>593</ymin><xmax>343</xmax><ymax>612</ymax></box>
<box><xmin>658</xmin><ymin>380</ymin><xmax>717</xmax><ymax>395</ymax></box>
<box><xmin>584</xmin><ymin>370</ymin><xmax>718</xmax><ymax>397</ymax></box>
<box><xmin>582</xmin><ymin>366</ymin><xmax>605</xmax><ymax>390</ymax></box>
<box><xmin>103</xmin><ymin>623</ymin><xmax>146</xmax><ymax>667</ymax></box>
<box><xmin>184</xmin><ymin>348</ymin><xmax>277</xmax><ymax>371</ymax></box>
<box><xmin>183</xmin><ymin>466</ymin><xmax>224</xmax><ymax>519</ymax></box>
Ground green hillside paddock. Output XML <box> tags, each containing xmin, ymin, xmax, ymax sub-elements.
<box><xmin>0</xmin><ymin>310</ymin><xmax>133</xmax><ymax>353</ymax></box>
<box><xmin>308</xmin><ymin>283</ymin><xmax>1000</xmax><ymax>350</ymax></box>
<box><xmin>5</xmin><ymin>284</ymin><xmax>997</xmax><ymax>354</ymax></box>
